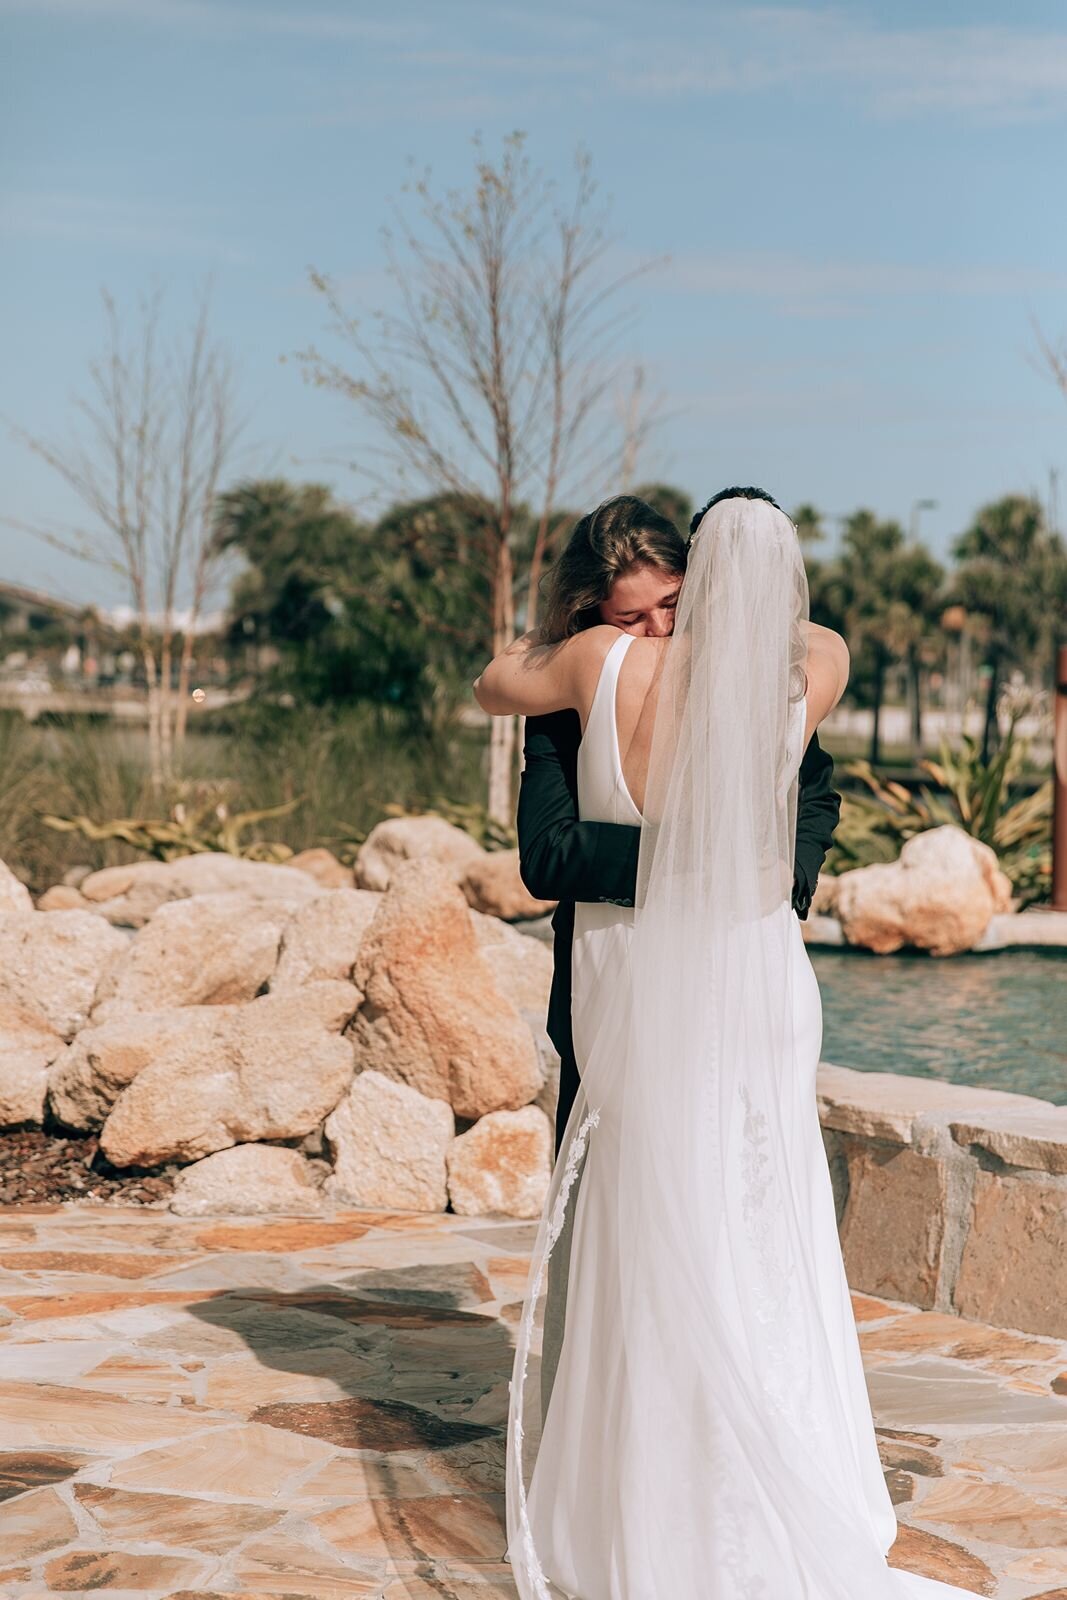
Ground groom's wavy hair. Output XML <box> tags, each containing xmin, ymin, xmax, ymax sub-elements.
<box><xmin>688</xmin><ymin>485</ymin><xmax>782</xmax><ymax>546</ymax></box>
<box><xmin>538</xmin><ymin>495</ymin><xmax>687</xmax><ymax>643</ymax></box>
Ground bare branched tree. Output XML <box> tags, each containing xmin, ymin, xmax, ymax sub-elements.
<box><xmin>5</xmin><ymin>287</ymin><xmax>240</xmax><ymax>789</ymax></box>
<box><xmin>299</xmin><ymin>135</ymin><xmax>654</xmax><ymax>825</ymax></box>
<box><xmin>1034</xmin><ymin>317</ymin><xmax>1067</xmax><ymax>407</ymax></box>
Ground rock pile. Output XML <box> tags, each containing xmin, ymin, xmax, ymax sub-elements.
<box><xmin>0</xmin><ymin>819</ymin><xmax>557</xmax><ymax>1219</ymax></box>
<box><xmin>1</xmin><ymin>815</ymin><xmax>1030</xmax><ymax>1217</ymax></box>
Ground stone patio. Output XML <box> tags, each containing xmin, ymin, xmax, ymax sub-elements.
<box><xmin>1</xmin><ymin>1206</ymin><xmax>1066</xmax><ymax>1599</ymax></box>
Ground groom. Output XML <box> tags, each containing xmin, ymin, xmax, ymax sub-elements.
<box><xmin>517</xmin><ymin>486</ymin><xmax>842</xmax><ymax>1153</ymax></box>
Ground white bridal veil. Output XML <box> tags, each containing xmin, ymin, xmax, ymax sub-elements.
<box><xmin>505</xmin><ymin>499</ymin><xmax>974</xmax><ymax>1599</ymax></box>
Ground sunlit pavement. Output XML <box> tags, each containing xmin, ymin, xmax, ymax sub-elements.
<box><xmin>1</xmin><ymin>1206</ymin><xmax>1066</xmax><ymax>1599</ymax></box>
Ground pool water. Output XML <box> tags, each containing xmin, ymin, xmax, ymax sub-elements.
<box><xmin>808</xmin><ymin>947</ymin><xmax>1067</xmax><ymax>1105</ymax></box>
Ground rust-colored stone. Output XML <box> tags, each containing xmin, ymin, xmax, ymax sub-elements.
<box><xmin>311</xmin><ymin>1490</ymin><xmax>506</xmax><ymax>1559</ymax></box>
<box><xmin>73</xmin><ymin>1481</ymin><xmax>279</xmax><ymax>1549</ymax></box>
<box><xmin>0</xmin><ymin>1450</ymin><xmax>90</xmax><ymax>1501</ymax></box>
<box><xmin>250</xmin><ymin>1394</ymin><xmax>500</xmax><ymax>1453</ymax></box>
<box><xmin>860</xmin><ymin>1309</ymin><xmax>1055</xmax><ymax>1364</ymax></box>
<box><xmin>348</xmin><ymin>860</ymin><xmax>542</xmax><ymax>1119</ymax></box>
<box><xmin>44</xmin><ymin>1549</ymin><xmax>206</xmax><ymax>1590</ymax></box>
<box><xmin>0</xmin><ymin>1249</ymin><xmax>193</xmax><ymax>1279</ymax></box>
<box><xmin>244</xmin><ymin>1288</ymin><xmax>490</xmax><ymax>1329</ymax></box>
<box><xmin>888</xmin><ymin>1524</ymin><xmax>995</xmax><ymax>1594</ymax></box>
<box><xmin>234</xmin><ymin>1531</ymin><xmax>384</xmax><ymax>1594</ymax></box>
<box><xmin>877</xmin><ymin>1436</ymin><xmax>943</xmax><ymax>1477</ymax></box>
<box><xmin>2</xmin><ymin>1288</ymin><xmax>217</xmax><ymax>1320</ymax></box>
<box><xmin>885</xmin><ymin>1467</ymin><xmax>915</xmax><ymax>1503</ymax></box>
<box><xmin>955</xmin><ymin>1170</ymin><xmax>1067</xmax><ymax>1339</ymax></box>
<box><xmin>851</xmin><ymin>1293</ymin><xmax>904</xmax><ymax>1321</ymax></box>
<box><xmin>916</xmin><ymin>1475</ymin><xmax>1067</xmax><ymax>1546</ymax></box>
<box><xmin>194</xmin><ymin>1218</ymin><xmax>371</xmax><ymax>1252</ymax></box>
<box><xmin>0</xmin><ymin>1484</ymin><xmax>77</xmax><ymax>1560</ymax></box>
<box><xmin>446</xmin><ymin>1105</ymin><xmax>552</xmax><ymax>1219</ymax></box>
<box><xmin>839</xmin><ymin>1139</ymin><xmax>948</xmax><ymax>1308</ymax></box>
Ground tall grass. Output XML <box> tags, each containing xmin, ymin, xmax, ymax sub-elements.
<box><xmin>0</xmin><ymin>706</ymin><xmax>488</xmax><ymax>893</ymax></box>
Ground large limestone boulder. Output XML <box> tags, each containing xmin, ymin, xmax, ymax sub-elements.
<box><xmin>0</xmin><ymin>860</ymin><xmax>33</xmax><ymax>916</ymax></box>
<box><xmin>99</xmin><ymin>981</ymin><xmax>359</xmax><ymax>1168</ymax></box>
<box><xmin>170</xmin><ymin>1143</ymin><xmax>324</xmax><ymax>1217</ymax></box>
<box><xmin>0</xmin><ymin>910</ymin><xmax>127</xmax><ymax>1039</ymax></box>
<box><xmin>446</xmin><ymin>1105</ymin><xmax>553</xmax><ymax>1218</ymax></box>
<box><xmin>93</xmin><ymin>891</ymin><xmax>297</xmax><ymax>1019</ymax></box>
<box><xmin>324</xmin><ymin>1069</ymin><xmax>454</xmax><ymax>1211</ymax></box>
<box><xmin>354</xmin><ymin>815</ymin><xmax>485</xmax><ymax>893</ymax></box>
<box><xmin>270</xmin><ymin>889</ymin><xmax>381</xmax><ymax>993</ymax></box>
<box><xmin>47</xmin><ymin>1005</ymin><xmax>226</xmax><ymax>1131</ymax></box>
<box><xmin>0</xmin><ymin>1001</ymin><xmax>66</xmax><ymax>1127</ymax></box>
<box><xmin>72</xmin><ymin>852</ymin><xmax>321</xmax><ymax>928</ymax></box>
<box><xmin>349</xmin><ymin>860</ymin><xmax>543</xmax><ymax>1119</ymax></box>
<box><xmin>470</xmin><ymin>911</ymin><xmax>553</xmax><ymax>1016</ymax></box>
<box><xmin>833</xmin><ymin>826</ymin><xmax>1013</xmax><ymax>957</ymax></box>
<box><xmin>461</xmin><ymin>848</ymin><xmax>555</xmax><ymax>921</ymax></box>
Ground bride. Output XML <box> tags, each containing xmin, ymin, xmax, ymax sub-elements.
<box><xmin>474</xmin><ymin>492</ymin><xmax>979</xmax><ymax>1600</ymax></box>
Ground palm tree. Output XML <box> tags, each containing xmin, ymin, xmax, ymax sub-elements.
<box><xmin>814</xmin><ymin>511</ymin><xmax>944</xmax><ymax>765</ymax></box>
<box><xmin>951</xmin><ymin>495</ymin><xmax>1067</xmax><ymax>760</ymax></box>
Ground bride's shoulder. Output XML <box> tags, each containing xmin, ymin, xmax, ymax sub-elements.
<box><xmin>803</xmin><ymin>621</ymin><xmax>849</xmax><ymax>668</ymax></box>
<box><xmin>802</xmin><ymin>622</ymin><xmax>849</xmax><ymax>714</ymax></box>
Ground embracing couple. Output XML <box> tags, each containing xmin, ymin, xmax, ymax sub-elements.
<box><xmin>474</xmin><ymin>489</ymin><xmax>978</xmax><ymax>1598</ymax></box>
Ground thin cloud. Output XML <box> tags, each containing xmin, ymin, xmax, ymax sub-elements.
<box><xmin>609</xmin><ymin>8</ymin><xmax>1067</xmax><ymax>123</ymax></box>
<box><xmin>0</xmin><ymin>190</ymin><xmax>247</xmax><ymax>262</ymax></box>
<box><xmin>665</xmin><ymin>252</ymin><xmax>1067</xmax><ymax>306</ymax></box>
<box><xmin>10</xmin><ymin>2</ymin><xmax>1064</xmax><ymax>125</ymax></box>
<box><xmin>0</xmin><ymin>0</ymin><xmax>419</xmax><ymax>43</ymax></box>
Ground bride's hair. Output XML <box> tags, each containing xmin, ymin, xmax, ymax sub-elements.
<box><xmin>688</xmin><ymin>485</ymin><xmax>781</xmax><ymax>542</ymax></box>
<box><xmin>538</xmin><ymin>495</ymin><xmax>686</xmax><ymax>643</ymax></box>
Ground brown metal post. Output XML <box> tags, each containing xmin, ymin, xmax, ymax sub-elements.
<box><xmin>1054</xmin><ymin>643</ymin><xmax>1067</xmax><ymax>911</ymax></box>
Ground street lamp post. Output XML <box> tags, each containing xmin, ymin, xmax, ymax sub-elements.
<box><xmin>910</xmin><ymin>498</ymin><xmax>938</xmax><ymax>543</ymax></box>
<box><xmin>1054</xmin><ymin>643</ymin><xmax>1067</xmax><ymax>912</ymax></box>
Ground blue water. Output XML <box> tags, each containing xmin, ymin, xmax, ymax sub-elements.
<box><xmin>809</xmin><ymin>947</ymin><xmax>1067</xmax><ymax>1105</ymax></box>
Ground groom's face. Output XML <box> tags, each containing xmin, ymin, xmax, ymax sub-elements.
<box><xmin>598</xmin><ymin>562</ymin><xmax>683</xmax><ymax>637</ymax></box>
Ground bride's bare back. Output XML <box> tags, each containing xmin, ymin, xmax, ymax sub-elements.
<box><xmin>474</xmin><ymin>618</ymin><xmax>848</xmax><ymax>805</ymax></box>
<box><xmin>611</xmin><ymin>636</ymin><xmax>668</xmax><ymax>815</ymax></box>
<box><xmin>605</xmin><ymin>626</ymin><xmax>845</xmax><ymax>815</ymax></box>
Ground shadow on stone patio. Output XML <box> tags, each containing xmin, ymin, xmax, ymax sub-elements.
<box><xmin>187</xmin><ymin>1262</ymin><xmax>517</xmax><ymax>1588</ymax></box>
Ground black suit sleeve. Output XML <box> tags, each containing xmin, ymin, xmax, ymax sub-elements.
<box><xmin>517</xmin><ymin>711</ymin><xmax>841</xmax><ymax>917</ymax></box>
<box><xmin>792</xmin><ymin>730</ymin><xmax>841</xmax><ymax>919</ymax></box>
<box><xmin>517</xmin><ymin>711</ymin><xmax>641</xmax><ymax>906</ymax></box>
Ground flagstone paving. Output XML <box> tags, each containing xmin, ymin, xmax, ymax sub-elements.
<box><xmin>0</xmin><ymin>1206</ymin><xmax>1065</xmax><ymax>1599</ymax></box>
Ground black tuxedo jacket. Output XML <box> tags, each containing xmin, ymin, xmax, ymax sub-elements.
<box><xmin>517</xmin><ymin>709</ymin><xmax>841</xmax><ymax>1153</ymax></box>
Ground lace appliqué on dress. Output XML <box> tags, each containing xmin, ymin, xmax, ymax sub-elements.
<box><xmin>508</xmin><ymin>1103</ymin><xmax>600</xmax><ymax>1600</ymax></box>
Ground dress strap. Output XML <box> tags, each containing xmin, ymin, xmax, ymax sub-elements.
<box><xmin>585</xmin><ymin>632</ymin><xmax>633</xmax><ymax>739</ymax></box>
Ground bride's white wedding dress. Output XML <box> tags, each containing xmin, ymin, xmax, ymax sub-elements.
<box><xmin>505</xmin><ymin>503</ymin><xmax>981</xmax><ymax>1599</ymax></box>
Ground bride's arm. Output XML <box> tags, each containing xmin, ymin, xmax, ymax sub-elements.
<box><xmin>802</xmin><ymin>623</ymin><xmax>849</xmax><ymax>744</ymax></box>
<box><xmin>474</xmin><ymin>629</ymin><xmax>598</xmax><ymax>717</ymax></box>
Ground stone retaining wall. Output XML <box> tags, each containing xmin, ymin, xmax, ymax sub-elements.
<box><xmin>818</xmin><ymin>1064</ymin><xmax>1067</xmax><ymax>1340</ymax></box>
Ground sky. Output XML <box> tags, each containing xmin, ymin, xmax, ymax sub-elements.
<box><xmin>3</xmin><ymin>0</ymin><xmax>1067</xmax><ymax>607</ymax></box>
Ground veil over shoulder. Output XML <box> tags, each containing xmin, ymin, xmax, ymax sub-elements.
<box><xmin>505</xmin><ymin>498</ymin><xmax>981</xmax><ymax>1599</ymax></box>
